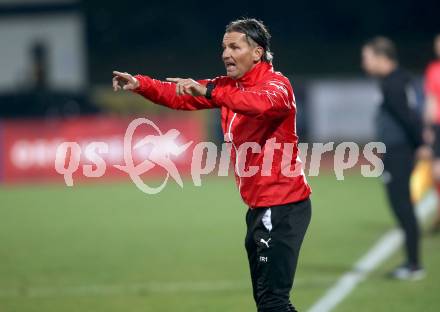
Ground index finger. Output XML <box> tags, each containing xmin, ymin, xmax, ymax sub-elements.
<box><xmin>166</xmin><ymin>77</ymin><xmax>183</xmax><ymax>83</ymax></box>
<box><xmin>113</xmin><ymin>71</ymin><xmax>131</xmax><ymax>79</ymax></box>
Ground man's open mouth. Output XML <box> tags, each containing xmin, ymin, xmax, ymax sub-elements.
<box><xmin>225</xmin><ymin>61</ymin><xmax>236</xmax><ymax>70</ymax></box>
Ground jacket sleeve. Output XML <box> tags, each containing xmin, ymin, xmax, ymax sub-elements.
<box><xmin>133</xmin><ymin>75</ymin><xmax>219</xmax><ymax>110</ymax></box>
<box><xmin>384</xmin><ymin>80</ymin><xmax>423</xmax><ymax>148</ymax></box>
<box><xmin>211</xmin><ymin>78</ymin><xmax>294</xmax><ymax>119</ymax></box>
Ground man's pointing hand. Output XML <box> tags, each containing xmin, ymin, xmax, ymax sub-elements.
<box><xmin>166</xmin><ymin>78</ymin><xmax>207</xmax><ymax>97</ymax></box>
<box><xmin>112</xmin><ymin>71</ymin><xmax>140</xmax><ymax>91</ymax></box>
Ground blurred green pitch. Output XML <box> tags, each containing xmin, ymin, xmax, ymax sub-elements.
<box><xmin>0</xmin><ymin>174</ymin><xmax>439</xmax><ymax>312</ymax></box>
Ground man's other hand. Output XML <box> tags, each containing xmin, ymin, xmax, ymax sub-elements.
<box><xmin>112</xmin><ymin>71</ymin><xmax>140</xmax><ymax>91</ymax></box>
<box><xmin>166</xmin><ymin>78</ymin><xmax>207</xmax><ymax>97</ymax></box>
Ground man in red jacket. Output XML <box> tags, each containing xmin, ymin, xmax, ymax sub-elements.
<box><xmin>113</xmin><ymin>18</ymin><xmax>311</xmax><ymax>312</ymax></box>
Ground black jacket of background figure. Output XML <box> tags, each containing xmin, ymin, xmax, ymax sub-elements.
<box><xmin>376</xmin><ymin>67</ymin><xmax>423</xmax><ymax>149</ymax></box>
<box><xmin>376</xmin><ymin>66</ymin><xmax>422</xmax><ymax>267</ymax></box>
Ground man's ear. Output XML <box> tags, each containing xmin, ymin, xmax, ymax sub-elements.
<box><xmin>253</xmin><ymin>46</ymin><xmax>264</xmax><ymax>62</ymax></box>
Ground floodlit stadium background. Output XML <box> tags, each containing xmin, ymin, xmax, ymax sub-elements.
<box><xmin>0</xmin><ymin>0</ymin><xmax>439</xmax><ymax>311</ymax></box>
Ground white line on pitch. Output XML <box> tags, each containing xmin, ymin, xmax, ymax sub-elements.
<box><xmin>307</xmin><ymin>191</ymin><xmax>436</xmax><ymax>312</ymax></box>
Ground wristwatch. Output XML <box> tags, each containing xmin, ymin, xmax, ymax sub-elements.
<box><xmin>205</xmin><ymin>82</ymin><xmax>216</xmax><ymax>99</ymax></box>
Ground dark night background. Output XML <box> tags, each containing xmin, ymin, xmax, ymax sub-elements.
<box><xmin>0</xmin><ymin>0</ymin><xmax>438</xmax><ymax>119</ymax></box>
<box><xmin>83</xmin><ymin>0</ymin><xmax>440</xmax><ymax>82</ymax></box>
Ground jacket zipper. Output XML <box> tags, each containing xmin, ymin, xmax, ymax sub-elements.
<box><xmin>228</xmin><ymin>112</ymin><xmax>242</xmax><ymax>192</ymax></box>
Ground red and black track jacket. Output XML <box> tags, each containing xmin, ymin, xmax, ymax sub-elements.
<box><xmin>133</xmin><ymin>61</ymin><xmax>311</xmax><ymax>208</ymax></box>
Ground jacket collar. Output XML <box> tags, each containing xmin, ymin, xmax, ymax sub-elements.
<box><xmin>236</xmin><ymin>61</ymin><xmax>273</xmax><ymax>88</ymax></box>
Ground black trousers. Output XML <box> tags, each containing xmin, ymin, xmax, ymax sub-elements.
<box><xmin>245</xmin><ymin>198</ymin><xmax>311</xmax><ymax>312</ymax></box>
<box><xmin>382</xmin><ymin>144</ymin><xmax>420</xmax><ymax>266</ymax></box>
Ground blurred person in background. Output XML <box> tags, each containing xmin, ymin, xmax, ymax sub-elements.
<box><xmin>362</xmin><ymin>36</ymin><xmax>428</xmax><ymax>280</ymax></box>
<box><xmin>424</xmin><ymin>34</ymin><xmax>440</xmax><ymax>233</ymax></box>
<box><xmin>112</xmin><ymin>18</ymin><xmax>311</xmax><ymax>312</ymax></box>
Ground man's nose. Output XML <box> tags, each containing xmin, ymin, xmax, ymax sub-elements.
<box><xmin>222</xmin><ymin>48</ymin><xmax>231</xmax><ymax>60</ymax></box>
